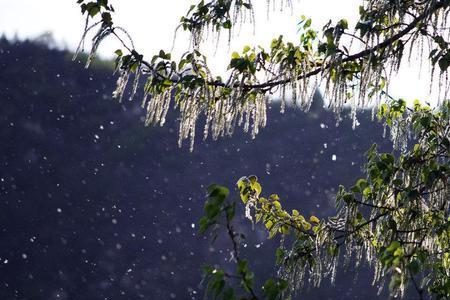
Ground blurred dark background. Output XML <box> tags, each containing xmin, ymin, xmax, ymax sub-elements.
<box><xmin>0</xmin><ymin>38</ymin><xmax>394</xmax><ymax>299</ymax></box>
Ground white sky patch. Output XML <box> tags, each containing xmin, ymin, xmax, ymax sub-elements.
<box><xmin>0</xmin><ymin>0</ymin><xmax>440</xmax><ymax>104</ymax></box>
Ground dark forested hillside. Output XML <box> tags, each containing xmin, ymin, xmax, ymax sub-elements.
<box><xmin>0</xmin><ymin>38</ymin><xmax>392</xmax><ymax>299</ymax></box>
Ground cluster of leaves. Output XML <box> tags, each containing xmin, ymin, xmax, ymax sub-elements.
<box><xmin>332</xmin><ymin>100</ymin><xmax>450</xmax><ymax>298</ymax></box>
<box><xmin>199</xmin><ymin>184</ymin><xmax>289</xmax><ymax>300</ymax></box>
<box><xmin>431</xmin><ymin>35</ymin><xmax>450</xmax><ymax>72</ymax></box>
<box><xmin>74</xmin><ymin>0</ymin><xmax>450</xmax><ymax>150</ymax></box>
<box><xmin>140</xmin><ymin>49</ymin><xmax>212</xmax><ymax>98</ymax></box>
<box><xmin>237</xmin><ymin>175</ymin><xmax>320</xmax><ymax>239</ymax></box>
<box><xmin>78</xmin><ymin>0</ymin><xmax>114</xmax><ymax>21</ymax></box>
<box><xmin>200</xmin><ymin>100</ymin><xmax>449</xmax><ymax>299</ymax></box>
<box><xmin>179</xmin><ymin>0</ymin><xmax>253</xmax><ymax>37</ymax></box>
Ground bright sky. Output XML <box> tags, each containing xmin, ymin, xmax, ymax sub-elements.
<box><xmin>0</xmin><ymin>0</ymin><xmax>439</xmax><ymax>102</ymax></box>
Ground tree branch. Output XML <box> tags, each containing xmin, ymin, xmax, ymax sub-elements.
<box><xmin>133</xmin><ymin>0</ymin><xmax>445</xmax><ymax>92</ymax></box>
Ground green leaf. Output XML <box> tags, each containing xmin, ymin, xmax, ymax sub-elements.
<box><xmin>225</xmin><ymin>202</ymin><xmax>235</xmax><ymax>221</ymax></box>
<box><xmin>251</xmin><ymin>181</ymin><xmax>262</xmax><ymax>196</ymax></box>
<box><xmin>363</xmin><ymin>187</ymin><xmax>372</xmax><ymax>198</ymax></box>
<box><xmin>356</xmin><ymin>178</ymin><xmax>368</xmax><ymax>191</ymax></box>
<box><xmin>386</xmin><ymin>241</ymin><xmax>401</xmax><ymax>253</ymax></box>
<box><xmin>275</xmin><ymin>247</ymin><xmax>285</xmax><ymax>265</ymax></box>
<box><xmin>204</xmin><ymin>201</ymin><xmax>220</xmax><ymax>219</ymax></box>
<box><xmin>101</xmin><ymin>12</ymin><xmax>112</xmax><ymax>25</ymax></box>
<box><xmin>211</xmin><ymin>278</ymin><xmax>225</xmax><ymax>296</ymax></box>
<box><xmin>262</xmin><ymin>279</ymin><xmax>279</xmax><ymax>300</ymax></box>
<box><xmin>309</xmin><ymin>215</ymin><xmax>320</xmax><ymax>223</ymax></box>
<box><xmin>231</xmin><ymin>52</ymin><xmax>240</xmax><ymax>59</ymax></box>
<box><xmin>272</xmin><ymin>201</ymin><xmax>281</xmax><ymax>210</ymax></box>
<box><xmin>199</xmin><ymin>216</ymin><xmax>210</xmax><ymax>233</ymax></box>
<box><xmin>207</xmin><ymin>184</ymin><xmax>229</xmax><ymax>202</ymax></box>
<box><xmin>237</xmin><ymin>259</ymin><xmax>251</xmax><ymax>279</ymax></box>
<box><xmin>222</xmin><ymin>20</ymin><xmax>232</xmax><ymax>29</ymax></box>
<box><xmin>265</xmin><ymin>220</ymin><xmax>274</xmax><ymax>230</ymax></box>
<box><xmin>337</xmin><ymin>18</ymin><xmax>348</xmax><ymax>30</ymax></box>
<box><xmin>88</xmin><ymin>4</ymin><xmax>100</xmax><ymax>17</ymax></box>
<box><xmin>438</xmin><ymin>52</ymin><xmax>450</xmax><ymax>71</ymax></box>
